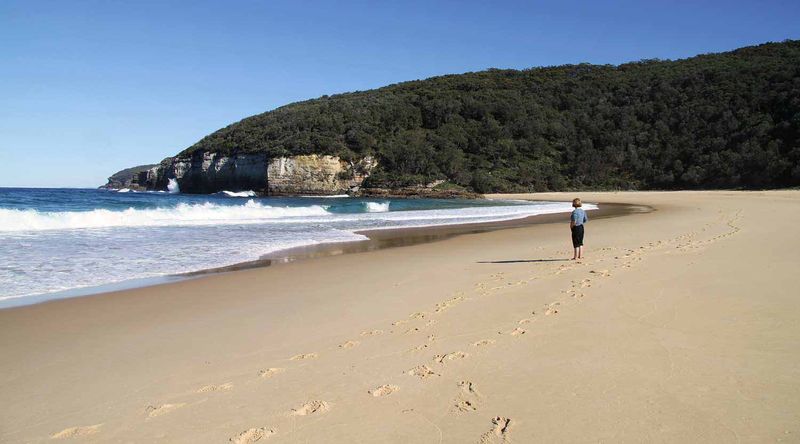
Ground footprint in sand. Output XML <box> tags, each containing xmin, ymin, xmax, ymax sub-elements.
<box><xmin>479</xmin><ymin>416</ymin><xmax>512</xmax><ymax>444</ymax></box>
<box><xmin>146</xmin><ymin>403</ymin><xmax>186</xmax><ymax>418</ymax></box>
<box><xmin>51</xmin><ymin>424</ymin><xmax>102</xmax><ymax>439</ymax></box>
<box><xmin>433</xmin><ymin>351</ymin><xmax>469</xmax><ymax>364</ymax></box>
<box><xmin>197</xmin><ymin>382</ymin><xmax>233</xmax><ymax>393</ymax></box>
<box><xmin>435</xmin><ymin>296</ymin><xmax>464</xmax><ymax>313</ymax></box>
<box><xmin>291</xmin><ymin>400</ymin><xmax>330</xmax><ymax>416</ymax></box>
<box><xmin>499</xmin><ymin>327</ymin><xmax>526</xmax><ymax>336</ymax></box>
<box><xmin>406</xmin><ymin>365</ymin><xmax>439</xmax><ymax>379</ymax></box>
<box><xmin>572</xmin><ymin>279</ymin><xmax>592</xmax><ymax>288</ymax></box>
<box><xmin>392</xmin><ymin>320</ymin><xmax>409</xmax><ymax>326</ymax></box>
<box><xmin>290</xmin><ymin>353</ymin><xmax>318</xmax><ymax>361</ymax></box>
<box><xmin>259</xmin><ymin>368</ymin><xmax>285</xmax><ymax>378</ymax></box>
<box><xmin>369</xmin><ymin>384</ymin><xmax>399</xmax><ymax>397</ymax></box>
<box><xmin>473</xmin><ymin>339</ymin><xmax>495</xmax><ymax>347</ymax></box>
<box><xmin>452</xmin><ymin>380</ymin><xmax>482</xmax><ymax>413</ymax></box>
<box><xmin>361</xmin><ymin>329</ymin><xmax>384</xmax><ymax>337</ymax></box>
<box><xmin>518</xmin><ymin>318</ymin><xmax>533</xmax><ymax>324</ymax></box>
<box><xmin>229</xmin><ymin>427</ymin><xmax>276</xmax><ymax>443</ymax></box>
<box><xmin>407</xmin><ymin>335</ymin><xmax>436</xmax><ymax>352</ymax></box>
<box><xmin>407</xmin><ymin>343</ymin><xmax>430</xmax><ymax>352</ymax></box>
<box><xmin>454</xmin><ymin>398</ymin><xmax>478</xmax><ymax>413</ymax></box>
<box><xmin>339</xmin><ymin>340</ymin><xmax>360</xmax><ymax>349</ymax></box>
<box><xmin>409</xmin><ymin>312</ymin><xmax>428</xmax><ymax>320</ymax></box>
<box><xmin>590</xmin><ymin>269</ymin><xmax>612</xmax><ymax>277</ymax></box>
<box><xmin>544</xmin><ymin>302</ymin><xmax>560</xmax><ymax>316</ymax></box>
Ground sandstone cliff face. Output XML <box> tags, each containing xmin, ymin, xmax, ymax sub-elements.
<box><xmin>267</xmin><ymin>155</ymin><xmax>376</xmax><ymax>195</ymax></box>
<box><xmin>107</xmin><ymin>152</ymin><xmax>378</xmax><ymax>195</ymax></box>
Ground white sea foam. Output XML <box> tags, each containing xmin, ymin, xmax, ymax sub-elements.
<box><xmin>117</xmin><ymin>188</ymin><xmax>131</xmax><ymax>193</ymax></box>
<box><xmin>0</xmin><ymin>200</ymin><xmax>331</xmax><ymax>232</ymax></box>
<box><xmin>167</xmin><ymin>178</ymin><xmax>180</xmax><ymax>194</ymax></box>
<box><xmin>220</xmin><ymin>190</ymin><xmax>257</xmax><ymax>197</ymax></box>
<box><xmin>300</xmin><ymin>194</ymin><xmax>350</xmax><ymax>198</ymax></box>
<box><xmin>364</xmin><ymin>201</ymin><xmax>390</xmax><ymax>212</ymax></box>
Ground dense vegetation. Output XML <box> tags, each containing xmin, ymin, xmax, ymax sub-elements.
<box><xmin>182</xmin><ymin>41</ymin><xmax>800</xmax><ymax>192</ymax></box>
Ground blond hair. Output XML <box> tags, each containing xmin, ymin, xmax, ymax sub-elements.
<box><xmin>572</xmin><ymin>198</ymin><xmax>582</xmax><ymax>208</ymax></box>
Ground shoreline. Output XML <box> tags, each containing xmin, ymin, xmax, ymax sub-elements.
<box><xmin>0</xmin><ymin>200</ymin><xmax>648</xmax><ymax>310</ymax></box>
<box><xmin>2</xmin><ymin>191</ymin><xmax>797</xmax><ymax>443</ymax></box>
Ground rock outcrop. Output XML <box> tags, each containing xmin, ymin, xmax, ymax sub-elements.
<box><xmin>267</xmin><ymin>155</ymin><xmax>377</xmax><ymax>195</ymax></box>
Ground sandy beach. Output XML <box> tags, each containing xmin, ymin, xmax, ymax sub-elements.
<box><xmin>1</xmin><ymin>190</ymin><xmax>798</xmax><ymax>443</ymax></box>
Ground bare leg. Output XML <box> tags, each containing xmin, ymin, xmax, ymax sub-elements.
<box><xmin>578</xmin><ymin>246</ymin><xmax>584</xmax><ymax>259</ymax></box>
<box><xmin>572</xmin><ymin>247</ymin><xmax>578</xmax><ymax>260</ymax></box>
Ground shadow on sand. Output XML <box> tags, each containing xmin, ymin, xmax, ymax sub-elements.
<box><xmin>477</xmin><ymin>259</ymin><xmax>570</xmax><ymax>264</ymax></box>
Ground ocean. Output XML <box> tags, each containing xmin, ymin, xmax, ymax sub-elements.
<box><xmin>0</xmin><ymin>187</ymin><xmax>585</xmax><ymax>307</ymax></box>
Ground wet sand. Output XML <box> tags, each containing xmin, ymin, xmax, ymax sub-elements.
<box><xmin>0</xmin><ymin>191</ymin><xmax>798</xmax><ymax>443</ymax></box>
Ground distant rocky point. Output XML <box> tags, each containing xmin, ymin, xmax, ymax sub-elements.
<box><xmin>100</xmin><ymin>163</ymin><xmax>159</xmax><ymax>191</ymax></box>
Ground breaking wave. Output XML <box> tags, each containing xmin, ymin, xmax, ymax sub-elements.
<box><xmin>0</xmin><ymin>200</ymin><xmax>331</xmax><ymax>232</ymax></box>
<box><xmin>364</xmin><ymin>201</ymin><xmax>390</xmax><ymax>212</ymax></box>
<box><xmin>167</xmin><ymin>178</ymin><xmax>180</xmax><ymax>194</ymax></box>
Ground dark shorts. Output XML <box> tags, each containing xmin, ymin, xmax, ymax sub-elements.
<box><xmin>571</xmin><ymin>224</ymin><xmax>585</xmax><ymax>248</ymax></box>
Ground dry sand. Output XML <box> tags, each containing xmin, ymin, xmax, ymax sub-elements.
<box><xmin>0</xmin><ymin>191</ymin><xmax>798</xmax><ymax>443</ymax></box>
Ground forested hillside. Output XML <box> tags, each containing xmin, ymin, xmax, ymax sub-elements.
<box><xmin>181</xmin><ymin>40</ymin><xmax>800</xmax><ymax>192</ymax></box>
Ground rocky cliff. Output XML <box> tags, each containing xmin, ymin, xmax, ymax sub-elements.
<box><xmin>102</xmin><ymin>153</ymin><xmax>378</xmax><ymax>195</ymax></box>
<box><xmin>157</xmin><ymin>152</ymin><xmax>269</xmax><ymax>194</ymax></box>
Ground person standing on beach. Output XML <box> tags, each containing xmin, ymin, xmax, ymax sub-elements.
<box><xmin>570</xmin><ymin>198</ymin><xmax>588</xmax><ymax>260</ymax></box>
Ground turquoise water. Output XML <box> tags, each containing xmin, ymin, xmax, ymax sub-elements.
<box><xmin>0</xmin><ymin>188</ymin><xmax>579</xmax><ymax>305</ymax></box>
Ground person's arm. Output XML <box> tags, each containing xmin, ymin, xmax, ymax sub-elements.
<box><xmin>583</xmin><ymin>211</ymin><xmax>588</xmax><ymax>224</ymax></box>
<box><xmin>570</xmin><ymin>211</ymin><xmax>576</xmax><ymax>228</ymax></box>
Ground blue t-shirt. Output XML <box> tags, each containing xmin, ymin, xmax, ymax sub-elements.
<box><xmin>571</xmin><ymin>208</ymin><xmax>588</xmax><ymax>226</ymax></box>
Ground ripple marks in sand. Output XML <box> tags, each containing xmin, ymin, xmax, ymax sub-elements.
<box><xmin>259</xmin><ymin>368</ymin><xmax>285</xmax><ymax>378</ymax></box>
<box><xmin>290</xmin><ymin>353</ymin><xmax>318</xmax><ymax>361</ymax></box>
<box><xmin>197</xmin><ymin>382</ymin><xmax>233</xmax><ymax>393</ymax></box>
<box><xmin>479</xmin><ymin>416</ymin><xmax>512</xmax><ymax>444</ymax></box>
<box><xmin>369</xmin><ymin>384</ymin><xmax>399</xmax><ymax>397</ymax></box>
<box><xmin>291</xmin><ymin>400</ymin><xmax>330</xmax><ymax>416</ymax></box>
<box><xmin>229</xmin><ymin>427</ymin><xmax>276</xmax><ymax>443</ymax></box>
<box><xmin>51</xmin><ymin>424</ymin><xmax>102</xmax><ymax>439</ymax></box>
<box><xmin>145</xmin><ymin>403</ymin><xmax>186</xmax><ymax>418</ymax></box>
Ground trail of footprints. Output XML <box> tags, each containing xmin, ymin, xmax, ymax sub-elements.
<box><xmin>55</xmin><ymin>210</ymin><xmax>743</xmax><ymax>442</ymax></box>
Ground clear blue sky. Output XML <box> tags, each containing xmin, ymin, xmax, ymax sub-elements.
<box><xmin>2</xmin><ymin>0</ymin><xmax>798</xmax><ymax>188</ymax></box>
